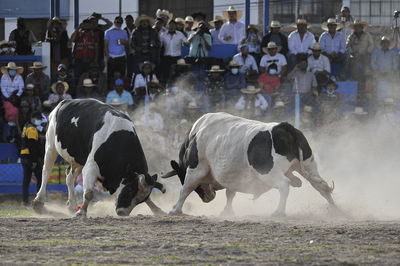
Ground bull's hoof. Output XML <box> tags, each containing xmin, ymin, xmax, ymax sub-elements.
<box><xmin>271</xmin><ymin>210</ymin><xmax>286</xmax><ymax>218</ymax></box>
<box><xmin>153</xmin><ymin>209</ymin><xmax>166</xmax><ymax>216</ymax></box>
<box><xmin>32</xmin><ymin>200</ymin><xmax>45</xmax><ymax>214</ymax></box>
<box><xmin>75</xmin><ymin>206</ymin><xmax>87</xmax><ymax>218</ymax></box>
<box><xmin>288</xmin><ymin>176</ymin><xmax>302</xmax><ymax>188</ymax></box>
<box><xmin>67</xmin><ymin>200</ymin><xmax>77</xmax><ymax>214</ymax></box>
<box><xmin>168</xmin><ymin>209</ymin><xmax>183</xmax><ymax>216</ymax></box>
<box><xmin>219</xmin><ymin>208</ymin><xmax>235</xmax><ymax>217</ymax></box>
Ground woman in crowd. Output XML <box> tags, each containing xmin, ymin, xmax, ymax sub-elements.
<box><xmin>48</xmin><ymin>81</ymin><xmax>72</xmax><ymax>107</ymax></box>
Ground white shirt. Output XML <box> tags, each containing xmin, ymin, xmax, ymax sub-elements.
<box><xmin>160</xmin><ymin>31</ymin><xmax>187</xmax><ymax>56</ymax></box>
<box><xmin>233</xmin><ymin>53</ymin><xmax>259</xmax><ymax>74</ymax></box>
<box><xmin>288</xmin><ymin>30</ymin><xmax>315</xmax><ymax>54</ymax></box>
<box><xmin>1</xmin><ymin>74</ymin><xmax>24</xmax><ymax>99</ymax></box>
<box><xmin>133</xmin><ymin>73</ymin><xmax>157</xmax><ymax>94</ymax></box>
<box><xmin>235</xmin><ymin>94</ymin><xmax>268</xmax><ymax>111</ymax></box>
<box><xmin>218</xmin><ymin>21</ymin><xmax>245</xmax><ymax>44</ymax></box>
<box><xmin>307</xmin><ymin>54</ymin><xmax>331</xmax><ymax>74</ymax></box>
<box><xmin>260</xmin><ymin>53</ymin><xmax>287</xmax><ymax>73</ymax></box>
<box><xmin>210</xmin><ymin>29</ymin><xmax>223</xmax><ymax>44</ymax></box>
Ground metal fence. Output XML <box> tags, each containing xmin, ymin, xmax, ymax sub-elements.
<box><xmin>350</xmin><ymin>0</ymin><xmax>400</xmax><ymax>26</ymax></box>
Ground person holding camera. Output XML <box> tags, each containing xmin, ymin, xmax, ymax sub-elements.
<box><xmin>187</xmin><ymin>21</ymin><xmax>212</xmax><ymax>58</ymax></box>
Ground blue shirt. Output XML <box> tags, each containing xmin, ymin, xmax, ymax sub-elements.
<box><xmin>319</xmin><ymin>31</ymin><xmax>346</xmax><ymax>54</ymax></box>
<box><xmin>106</xmin><ymin>90</ymin><xmax>134</xmax><ymax>105</ymax></box>
<box><xmin>225</xmin><ymin>72</ymin><xmax>246</xmax><ymax>91</ymax></box>
<box><xmin>105</xmin><ymin>27</ymin><xmax>128</xmax><ymax>57</ymax></box>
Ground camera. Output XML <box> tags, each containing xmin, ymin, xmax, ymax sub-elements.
<box><xmin>394</xmin><ymin>10</ymin><xmax>400</xmax><ymax>18</ymax></box>
<box><xmin>197</xmin><ymin>23</ymin><xmax>208</xmax><ymax>35</ymax></box>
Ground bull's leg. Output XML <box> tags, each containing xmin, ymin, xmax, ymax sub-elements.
<box><xmin>145</xmin><ymin>198</ymin><xmax>165</xmax><ymax>215</ymax></box>
<box><xmin>75</xmin><ymin>165</ymin><xmax>97</xmax><ymax>217</ymax></box>
<box><xmin>271</xmin><ymin>180</ymin><xmax>290</xmax><ymax>218</ymax></box>
<box><xmin>66</xmin><ymin>166</ymin><xmax>82</xmax><ymax>213</ymax></box>
<box><xmin>220</xmin><ymin>189</ymin><xmax>236</xmax><ymax>217</ymax></box>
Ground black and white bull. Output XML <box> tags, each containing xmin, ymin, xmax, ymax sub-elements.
<box><xmin>162</xmin><ymin>112</ymin><xmax>335</xmax><ymax>216</ymax></box>
<box><xmin>32</xmin><ymin>99</ymin><xmax>165</xmax><ymax>217</ymax></box>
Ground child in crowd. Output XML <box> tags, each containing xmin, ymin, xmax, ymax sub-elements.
<box><xmin>258</xmin><ymin>63</ymin><xmax>280</xmax><ymax>96</ymax></box>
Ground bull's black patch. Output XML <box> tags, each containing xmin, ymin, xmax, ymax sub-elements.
<box><xmin>247</xmin><ymin>131</ymin><xmax>274</xmax><ymax>174</ymax></box>
<box><xmin>271</xmin><ymin>122</ymin><xmax>312</xmax><ymax>162</ymax></box>
<box><xmin>94</xmin><ymin>130</ymin><xmax>148</xmax><ymax>194</ymax></box>
<box><xmin>117</xmin><ymin>176</ymin><xmax>139</xmax><ymax>208</ymax></box>
<box><xmin>55</xmin><ymin>99</ymin><xmax>130</xmax><ymax>165</ymax></box>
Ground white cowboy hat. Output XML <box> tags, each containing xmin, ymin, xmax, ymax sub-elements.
<box><xmin>1</xmin><ymin>62</ymin><xmax>24</xmax><ymax>75</ymax></box>
<box><xmin>383</xmin><ymin>98</ymin><xmax>394</xmax><ymax>105</ymax></box>
<box><xmin>321</xmin><ymin>18</ymin><xmax>344</xmax><ymax>31</ymax></box>
<box><xmin>376</xmin><ymin>36</ymin><xmax>396</xmax><ymax>50</ymax></box>
<box><xmin>304</xmin><ymin>105</ymin><xmax>313</xmax><ymax>113</ymax></box>
<box><xmin>28</xmin><ymin>61</ymin><xmax>47</xmax><ymax>70</ymax></box>
<box><xmin>349</xmin><ymin>19</ymin><xmax>368</xmax><ymax>30</ymax></box>
<box><xmin>184</xmin><ymin>16</ymin><xmax>194</xmax><ymax>22</ymax></box>
<box><xmin>175</xmin><ymin>17</ymin><xmax>184</xmax><ymax>24</ymax></box>
<box><xmin>352</xmin><ymin>106</ymin><xmax>368</xmax><ymax>115</ymax></box>
<box><xmin>208</xmin><ymin>15</ymin><xmax>227</xmax><ymax>28</ymax></box>
<box><xmin>156</xmin><ymin>9</ymin><xmax>173</xmax><ymax>21</ymax></box>
<box><xmin>135</xmin><ymin>14</ymin><xmax>155</xmax><ymax>27</ymax></box>
<box><xmin>222</xmin><ymin>6</ymin><xmax>243</xmax><ymax>20</ymax></box>
<box><xmin>51</xmin><ymin>81</ymin><xmax>69</xmax><ymax>93</ymax></box>
<box><xmin>206</xmin><ymin>65</ymin><xmax>225</xmax><ymax>72</ymax></box>
<box><xmin>274</xmin><ymin>100</ymin><xmax>286</xmax><ymax>109</ymax></box>
<box><xmin>241</xmin><ymin>85</ymin><xmax>261</xmax><ymax>94</ymax></box>
<box><xmin>267</xmin><ymin>20</ymin><xmax>281</xmax><ymax>31</ymax></box>
<box><xmin>187</xmin><ymin>101</ymin><xmax>198</xmax><ymax>109</ymax></box>
<box><xmin>227</xmin><ymin>59</ymin><xmax>242</xmax><ymax>68</ymax></box>
<box><xmin>139</xmin><ymin>61</ymin><xmax>156</xmax><ymax>72</ymax></box>
<box><xmin>82</xmin><ymin>78</ymin><xmax>96</xmax><ymax>87</ymax></box>
<box><xmin>173</xmin><ymin>58</ymin><xmax>191</xmax><ymax>67</ymax></box>
<box><xmin>290</xmin><ymin>19</ymin><xmax>311</xmax><ymax>29</ymax></box>
<box><xmin>262</xmin><ymin>41</ymin><xmax>282</xmax><ymax>54</ymax></box>
<box><xmin>309</xmin><ymin>43</ymin><xmax>322</xmax><ymax>51</ymax></box>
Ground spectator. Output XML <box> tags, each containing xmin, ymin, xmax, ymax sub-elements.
<box><xmin>258</xmin><ymin>63</ymin><xmax>280</xmax><ymax>96</ymax></box>
<box><xmin>77</xmin><ymin>62</ymin><xmax>107</xmax><ymax>96</ymax></box>
<box><xmin>288</xmin><ymin>19</ymin><xmax>315</xmax><ymax>70</ymax></box>
<box><xmin>288</xmin><ymin>59</ymin><xmax>318</xmax><ymax>106</ymax></box>
<box><xmin>371</xmin><ymin>36</ymin><xmax>398</xmax><ymax>100</ymax></box>
<box><xmin>48</xmin><ymin>81</ymin><xmax>72</xmax><ymax>107</ymax></box>
<box><xmin>218</xmin><ymin>6</ymin><xmax>245</xmax><ymax>44</ymax></box>
<box><xmin>71</xmin><ymin>18</ymin><xmax>99</xmax><ymax>85</ymax></box>
<box><xmin>25</xmin><ymin>62</ymin><xmax>51</xmax><ymax>101</ymax></box>
<box><xmin>132</xmin><ymin>61</ymin><xmax>157</xmax><ymax>103</ymax></box>
<box><xmin>192</xmin><ymin>12</ymin><xmax>207</xmax><ymax>23</ymax></box>
<box><xmin>89</xmin><ymin>12</ymin><xmax>113</xmax><ymax>69</ymax></box>
<box><xmin>20</xmin><ymin>111</ymin><xmax>43</xmax><ymax>206</ymax></box>
<box><xmin>168</xmin><ymin>59</ymin><xmax>195</xmax><ymax>90</ymax></box>
<box><xmin>131</xmin><ymin>14</ymin><xmax>160</xmax><ymax>73</ymax></box>
<box><xmin>160</xmin><ymin>20</ymin><xmax>188</xmax><ymax>84</ymax></box>
<box><xmin>0</xmin><ymin>40</ymin><xmax>16</xmax><ymax>55</ymax></box>
<box><xmin>272</xmin><ymin>99</ymin><xmax>288</xmax><ymax>121</ymax></box>
<box><xmin>106</xmin><ymin>78</ymin><xmax>134</xmax><ymax>107</ymax></box>
<box><xmin>77</xmin><ymin>79</ymin><xmax>102</xmax><ymax>101</ymax></box>
<box><xmin>209</xmin><ymin>16</ymin><xmax>226</xmax><ymax>44</ymax></box>
<box><xmin>337</xmin><ymin>6</ymin><xmax>354</xmax><ymax>41</ymax></box>
<box><xmin>351</xmin><ymin>106</ymin><xmax>368</xmax><ymax>124</ymax></box>
<box><xmin>319</xmin><ymin>18</ymin><xmax>347</xmax><ymax>80</ymax></box>
<box><xmin>105</xmin><ymin>16</ymin><xmax>128</xmax><ymax>85</ymax></box>
<box><xmin>261</xmin><ymin>20</ymin><xmax>288</xmax><ymax>56</ymax></box>
<box><xmin>8</xmin><ymin>17</ymin><xmax>37</xmax><ymax>55</ymax></box>
<box><xmin>21</xmin><ymin>84</ymin><xmax>41</xmax><ymax>112</ymax></box>
<box><xmin>239</xmin><ymin>25</ymin><xmax>261</xmax><ymax>62</ymax></box>
<box><xmin>52</xmin><ymin>64</ymin><xmax>75</xmax><ymax>97</ymax></box>
<box><xmin>124</xmin><ymin>14</ymin><xmax>136</xmax><ymax>81</ymax></box>
<box><xmin>225</xmin><ymin>60</ymin><xmax>246</xmax><ymax>96</ymax></box>
<box><xmin>1</xmin><ymin>62</ymin><xmax>24</xmax><ymax>100</ymax></box>
<box><xmin>307</xmin><ymin>43</ymin><xmax>330</xmax><ymax>91</ymax></box>
<box><xmin>156</xmin><ymin>9</ymin><xmax>174</xmax><ymax>35</ymax></box>
<box><xmin>185</xmin><ymin>101</ymin><xmax>200</xmax><ymax>123</ymax></box>
<box><xmin>153</xmin><ymin>17</ymin><xmax>165</xmax><ymax>36</ymax></box>
<box><xmin>320</xmin><ymin>79</ymin><xmax>341</xmax><ymax>105</ymax></box>
<box><xmin>233</xmin><ymin>44</ymin><xmax>258</xmax><ymax>79</ymax></box>
<box><xmin>16</xmin><ymin>100</ymin><xmax>32</xmax><ymax>138</ymax></box>
<box><xmin>174</xmin><ymin>17</ymin><xmax>186</xmax><ymax>37</ymax></box>
<box><xmin>203</xmin><ymin>65</ymin><xmax>225</xmax><ymax>112</ymax></box>
<box><xmin>235</xmin><ymin>85</ymin><xmax>268</xmax><ymax>119</ymax></box>
<box><xmin>187</xmin><ymin>21</ymin><xmax>212</xmax><ymax>58</ymax></box>
<box><xmin>184</xmin><ymin>16</ymin><xmax>195</xmax><ymax>37</ymax></box>
<box><xmin>259</xmin><ymin>42</ymin><xmax>287</xmax><ymax>75</ymax></box>
<box><xmin>147</xmin><ymin>78</ymin><xmax>163</xmax><ymax>102</ymax></box>
<box><xmin>45</xmin><ymin>17</ymin><xmax>69</xmax><ymax>78</ymax></box>
<box><xmin>3</xmin><ymin>96</ymin><xmax>19</xmax><ymax>143</ymax></box>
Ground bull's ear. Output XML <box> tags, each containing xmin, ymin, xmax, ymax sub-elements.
<box><xmin>145</xmin><ymin>174</ymin><xmax>155</xmax><ymax>186</ymax></box>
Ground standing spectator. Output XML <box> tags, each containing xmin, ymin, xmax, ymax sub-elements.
<box><xmin>175</xmin><ymin>17</ymin><xmax>186</xmax><ymax>37</ymax></box>
<box><xmin>258</xmin><ymin>63</ymin><xmax>281</xmax><ymax>96</ymax></box>
<box><xmin>77</xmin><ymin>79</ymin><xmax>102</xmax><ymax>101</ymax></box>
<box><xmin>105</xmin><ymin>16</ymin><xmax>128</xmax><ymax>85</ymax></box>
<box><xmin>45</xmin><ymin>17</ymin><xmax>69</xmax><ymax>78</ymax></box>
<box><xmin>346</xmin><ymin>19</ymin><xmax>373</xmax><ymax>101</ymax></box>
<box><xmin>187</xmin><ymin>21</ymin><xmax>212</xmax><ymax>58</ymax></box>
<box><xmin>3</xmin><ymin>96</ymin><xmax>19</xmax><ymax>143</ymax></box>
<box><xmin>1</xmin><ymin>62</ymin><xmax>24</xmax><ymax>100</ymax></box>
<box><xmin>156</xmin><ymin>9</ymin><xmax>173</xmax><ymax>34</ymax></box>
<box><xmin>288</xmin><ymin>19</ymin><xmax>315</xmax><ymax>69</ymax></box>
<box><xmin>288</xmin><ymin>59</ymin><xmax>318</xmax><ymax>106</ymax></box>
<box><xmin>124</xmin><ymin>15</ymin><xmax>136</xmax><ymax>81</ymax></box>
<box><xmin>52</xmin><ymin>64</ymin><xmax>75</xmax><ymax>97</ymax></box>
<box><xmin>89</xmin><ymin>13</ymin><xmax>113</xmax><ymax>69</ymax></box>
<box><xmin>371</xmin><ymin>36</ymin><xmax>398</xmax><ymax>101</ymax></box>
<box><xmin>25</xmin><ymin>62</ymin><xmax>51</xmax><ymax>101</ymax></box>
<box><xmin>20</xmin><ymin>111</ymin><xmax>43</xmax><ymax>206</ymax></box>
<box><xmin>259</xmin><ymin>42</ymin><xmax>287</xmax><ymax>75</ymax></box>
<box><xmin>8</xmin><ymin>17</ymin><xmax>37</xmax><ymax>55</ymax></box>
<box><xmin>203</xmin><ymin>65</ymin><xmax>226</xmax><ymax>112</ymax></box>
<box><xmin>307</xmin><ymin>43</ymin><xmax>331</xmax><ymax>91</ymax></box>
<box><xmin>77</xmin><ymin>62</ymin><xmax>107</xmax><ymax>97</ymax></box>
<box><xmin>239</xmin><ymin>25</ymin><xmax>261</xmax><ymax>62</ymax></box>
<box><xmin>233</xmin><ymin>44</ymin><xmax>258</xmax><ymax>78</ymax></box>
<box><xmin>48</xmin><ymin>81</ymin><xmax>72</xmax><ymax>107</ymax></box>
<box><xmin>153</xmin><ymin>17</ymin><xmax>165</xmax><ymax>36</ymax></box>
<box><xmin>209</xmin><ymin>16</ymin><xmax>226</xmax><ymax>44</ymax></box>
<box><xmin>192</xmin><ymin>12</ymin><xmax>207</xmax><ymax>23</ymax></box>
<box><xmin>106</xmin><ymin>78</ymin><xmax>134</xmax><ymax>107</ymax></box>
<box><xmin>261</xmin><ymin>21</ymin><xmax>288</xmax><ymax>56</ymax></box>
<box><xmin>132</xmin><ymin>61</ymin><xmax>157</xmax><ymax>104</ymax></box>
<box><xmin>337</xmin><ymin>6</ymin><xmax>354</xmax><ymax>42</ymax></box>
<box><xmin>235</xmin><ymin>85</ymin><xmax>268</xmax><ymax>119</ymax></box>
<box><xmin>319</xmin><ymin>18</ymin><xmax>347</xmax><ymax>80</ymax></box>
<box><xmin>16</xmin><ymin>100</ymin><xmax>32</xmax><ymax>140</ymax></box>
<box><xmin>160</xmin><ymin>20</ymin><xmax>188</xmax><ymax>84</ymax></box>
<box><xmin>218</xmin><ymin>6</ymin><xmax>245</xmax><ymax>44</ymax></box>
<box><xmin>71</xmin><ymin>18</ymin><xmax>99</xmax><ymax>85</ymax></box>
<box><xmin>131</xmin><ymin>15</ymin><xmax>160</xmax><ymax>73</ymax></box>
<box><xmin>184</xmin><ymin>16</ymin><xmax>195</xmax><ymax>37</ymax></box>
<box><xmin>21</xmin><ymin>84</ymin><xmax>41</xmax><ymax>112</ymax></box>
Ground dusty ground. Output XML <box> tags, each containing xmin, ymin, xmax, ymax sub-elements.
<box><xmin>1</xmin><ymin>211</ymin><xmax>400</xmax><ymax>265</ymax></box>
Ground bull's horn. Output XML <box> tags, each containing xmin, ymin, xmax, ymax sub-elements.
<box><xmin>160</xmin><ymin>170</ymin><xmax>177</xmax><ymax>179</ymax></box>
<box><xmin>154</xmin><ymin>182</ymin><xmax>166</xmax><ymax>193</ymax></box>
<box><xmin>329</xmin><ymin>180</ymin><xmax>335</xmax><ymax>192</ymax></box>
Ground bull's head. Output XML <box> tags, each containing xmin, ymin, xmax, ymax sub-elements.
<box><xmin>116</xmin><ymin>173</ymin><xmax>165</xmax><ymax>216</ymax></box>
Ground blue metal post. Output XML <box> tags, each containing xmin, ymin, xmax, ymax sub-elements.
<box><xmin>245</xmin><ymin>0</ymin><xmax>250</xmax><ymax>27</ymax></box>
<box><xmin>264</xmin><ymin>0</ymin><xmax>269</xmax><ymax>35</ymax></box>
<box><xmin>55</xmin><ymin>0</ymin><xmax>60</xmax><ymax>17</ymax></box>
<box><xmin>74</xmin><ymin>0</ymin><xmax>79</xmax><ymax>29</ymax></box>
<box><xmin>50</xmin><ymin>0</ymin><xmax>55</xmax><ymax>18</ymax></box>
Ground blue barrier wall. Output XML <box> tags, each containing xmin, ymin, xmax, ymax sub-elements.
<box><xmin>181</xmin><ymin>44</ymin><xmax>238</xmax><ymax>60</ymax></box>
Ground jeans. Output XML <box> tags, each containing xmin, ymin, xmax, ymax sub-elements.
<box><xmin>22</xmin><ymin>158</ymin><xmax>42</xmax><ymax>204</ymax></box>
<box><xmin>73</xmin><ymin>58</ymin><xmax>93</xmax><ymax>87</ymax></box>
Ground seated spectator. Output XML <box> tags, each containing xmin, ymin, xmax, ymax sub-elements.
<box><xmin>235</xmin><ymin>85</ymin><xmax>268</xmax><ymax>119</ymax></box>
<box><xmin>48</xmin><ymin>81</ymin><xmax>72</xmax><ymax>107</ymax></box>
<box><xmin>371</xmin><ymin>36</ymin><xmax>398</xmax><ymax>101</ymax></box>
<box><xmin>272</xmin><ymin>99</ymin><xmax>288</xmax><ymax>121</ymax></box>
<box><xmin>185</xmin><ymin>101</ymin><xmax>200</xmax><ymax>123</ymax></box>
<box><xmin>218</xmin><ymin>6</ymin><xmax>245</xmax><ymax>44</ymax></box>
<box><xmin>288</xmin><ymin>59</ymin><xmax>318</xmax><ymax>106</ymax></box>
<box><xmin>351</xmin><ymin>106</ymin><xmax>368</xmax><ymax>124</ymax></box>
<box><xmin>261</xmin><ymin>21</ymin><xmax>288</xmax><ymax>56</ymax></box>
<box><xmin>203</xmin><ymin>65</ymin><xmax>226</xmax><ymax>112</ymax></box>
<box><xmin>26</xmin><ymin>62</ymin><xmax>51</xmax><ymax>101</ymax></box>
<box><xmin>168</xmin><ymin>58</ymin><xmax>193</xmax><ymax>86</ymax></box>
<box><xmin>209</xmin><ymin>16</ymin><xmax>226</xmax><ymax>44</ymax></box>
<box><xmin>307</xmin><ymin>43</ymin><xmax>330</xmax><ymax>91</ymax></box>
<box><xmin>238</xmin><ymin>24</ymin><xmax>261</xmax><ymax>62</ymax></box>
<box><xmin>1</xmin><ymin>62</ymin><xmax>24</xmax><ymax>100</ymax></box>
<box><xmin>147</xmin><ymin>78</ymin><xmax>163</xmax><ymax>102</ymax></box>
<box><xmin>184</xmin><ymin>16</ymin><xmax>195</xmax><ymax>36</ymax></box>
<box><xmin>77</xmin><ymin>79</ymin><xmax>102</xmax><ymax>101</ymax></box>
<box><xmin>52</xmin><ymin>64</ymin><xmax>75</xmax><ymax>96</ymax></box>
<box><xmin>8</xmin><ymin>17</ymin><xmax>37</xmax><ymax>55</ymax></box>
<box><xmin>16</xmin><ymin>100</ymin><xmax>32</xmax><ymax>139</ymax></box>
<box><xmin>288</xmin><ymin>19</ymin><xmax>315</xmax><ymax>70</ymax></box>
<box><xmin>319</xmin><ymin>79</ymin><xmax>341</xmax><ymax>106</ymax></box>
<box><xmin>132</xmin><ymin>61</ymin><xmax>157</xmax><ymax>104</ymax></box>
<box><xmin>77</xmin><ymin>62</ymin><xmax>107</xmax><ymax>96</ymax></box>
<box><xmin>3</xmin><ymin>96</ymin><xmax>19</xmax><ymax>143</ymax></box>
<box><xmin>21</xmin><ymin>84</ymin><xmax>42</xmax><ymax>112</ymax></box>
<box><xmin>233</xmin><ymin>44</ymin><xmax>259</xmax><ymax>79</ymax></box>
<box><xmin>225</xmin><ymin>60</ymin><xmax>246</xmax><ymax>104</ymax></box>
<box><xmin>319</xmin><ymin>18</ymin><xmax>347</xmax><ymax>80</ymax></box>
<box><xmin>106</xmin><ymin>78</ymin><xmax>134</xmax><ymax>107</ymax></box>
<box><xmin>258</xmin><ymin>63</ymin><xmax>280</xmax><ymax>96</ymax></box>
<box><xmin>317</xmin><ymin>79</ymin><xmax>342</xmax><ymax>127</ymax></box>
<box><xmin>259</xmin><ymin>41</ymin><xmax>287</xmax><ymax>75</ymax></box>
<box><xmin>187</xmin><ymin>21</ymin><xmax>212</xmax><ymax>58</ymax></box>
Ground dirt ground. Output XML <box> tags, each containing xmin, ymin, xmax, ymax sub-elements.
<box><xmin>1</xmin><ymin>212</ymin><xmax>400</xmax><ymax>265</ymax></box>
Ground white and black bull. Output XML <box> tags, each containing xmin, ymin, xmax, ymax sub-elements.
<box><xmin>32</xmin><ymin>99</ymin><xmax>165</xmax><ymax>217</ymax></box>
<box><xmin>162</xmin><ymin>112</ymin><xmax>335</xmax><ymax>216</ymax></box>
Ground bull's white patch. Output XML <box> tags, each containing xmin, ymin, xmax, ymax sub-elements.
<box><xmin>71</xmin><ymin>117</ymin><xmax>79</xmax><ymax>127</ymax></box>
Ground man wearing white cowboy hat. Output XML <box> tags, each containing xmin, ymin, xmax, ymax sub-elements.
<box><xmin>233</xmin><ymin>43</ymin><xmax>259</xmax><ymax>75</ymax></box>
<box><xmin>25</xmin><ymin>61</ymin><xmax>51</xmax><ymax>101</ymax></box>
<box><xmin>288</xmin><ymin>19</ymin><xmax>315</xmax><ymax>69</ymax></box>
<box><xmin>156</xmin><ymin>9</ymin><xmax>173</xmax><ymax>34</ymax></box>
<box><xmin>259</xmin><ymin>41</ymin><xmax>287</xmax><ymax>75</ymax></box>
<box><xmin>218</xmin><ymin>6</ymin><xmax>245</xmax><ymax>44</ymax></box>
<box><xmin>209</xmin><ymin>15</ymin><xmax>226</xmax><ymax>44</ymax></box>
<box><xmin>234</xmin><ymin>85</ymin><xmax>268</xmax><ymax>119</ymax></box>
<box><xmin>371</xmin><ymin>36</ymin><xmax>398</xmax><ymax>100</ymax></box>
<box><xmin>48</xmin><ymin>81</ymin><xmax>72</xmax><ymax>106</ymax></box>
<box><xmin>1</xmin><ymin>62</ymin><xmax>24</xmax><ymax>100</ymax></box>
<box><xmin>261</xmin><ymin>20</ymin><xmax>288</xmax><ymax>56</ymax></box>
<box><xmin>77</xmin><ymin>78</ymin><xmax>102</xmax><ymax>101</ymax></box>
<box><xmin>307</xmin><ymin>43</ymin><xmax>330</xmax><ymax>89</ymax></box>
<box><xmin>184</xmin><ymin>16</ymin><xmax>195</xmax><ymax>37</ymax></box>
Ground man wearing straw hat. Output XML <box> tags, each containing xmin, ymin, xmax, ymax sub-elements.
<box><xmin>234</xmin><ymin>85</ymin><xmax>268</xmax><ymax>119</ymax></box>
<box><xmin>25</xmin><ymin>61</ymin><xmax>51</xmax><ymax>101</ymax></box>
<box><xmin>209</xmin><ymin>16</ymin><xmax>226</xmax><ymax>44</ymax></box>
<box><xmin>1</xmin><ymin>62</ymin><xmax>24</xmax><ymax>100</ymax></box>
<box><xmin>259</xmin><ymin>41</ymin><xmax>287</xmax><ymax>75</ymax></box>
<box><xmin>218</xmin><ymin>6</ymin><xmax>245</xmax><ymax>44</ymax></box>
<box><xmin>307</xmin><ymin>43</ymin><xmax>330</xmax><ymax>90</ymax></box>
<box><xmin>261</xmin><ymin>21</ymin><xmax>288</xmax><ymax>56</ymax></box>
<box><xmin>288</xmin><ymin>19</ymin><xmax>315</xmax><ymax>69</ymax></box>
<box><xmin>184</xmin><ymin>16</ymin><xmax>195</xmax><ymax>37</ymax></box>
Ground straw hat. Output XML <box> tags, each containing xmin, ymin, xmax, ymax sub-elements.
<box><xmin>175</xmin><ymin>17</ymin><xmax>184</xmax><ymax>24</ymax></box>
<box><xmin>383</xmin><ymin>98</ymin><xmax>394</xmax><ymax>105</ymax></box>
<box><xmin>1</xmin><ymin>62</ymin><xmax>24</xmax><ymax>75</ymax></box>
<box><xmin>267</xmin><ymin>20</ymin><xmax>281</xmax><ymax>31</ymax></box>
<box><xmin>309</xmin><ymin>43</ymin><xmax>322</xmax><ymax>51</ymax></box>
<box><xmin>148</xmin><ymin>78</ymin><xmax>163</xmax><ymax>89</ymax></box>
<box><xmin>290</xmin><ymin>19</ymin><xmax>311</xmax><ymax>29</ymax></box>
<box><xmin>227</xmin><ymin>60</ymin><xmax>242</xmax><ymax>68</ymax></box>
<box><xmin>187</xmin><ymin>101</ymin><xmax>198</xmax><ymax>109</ymax></box>
<box><xmin>262</xmin><ymin>41</ymin><xmax>282</xmax><ymax>54</ymax></box>
<box><xmin>25</xmin><ymin>83</ymin><xmax>35</xmax><ymax>90</ymax></box>
<box><xmin>156</xmin><ymin>9</ymin><xmax>173</xmax><ymax>21</ymax></box>
<box><xmin>209</xmin><ymin>15</ymin><xmax>227</xmax><ymax>28</ymax></box>
<box><xmin>173</xmin><ymin>58</ymin><xmax>191</xmax><ymax>67</ymax></box>
<box><xmin>29</xmin><ymin>61</ymin><xmax>47</xmax><ymax>70</ymax></box>
<box><xmin>352</xmin><ymin>106</ymin><xmax>368</xmax><ymax>115</ymax></box>
<box><xmin>321</xmin><ymin>18</ymin><xmax>344</xmax><ymax>31</ymax></box>
<box><xmin>349</xmin><ymin>19</ymin><xmax>368</xmax><ymax>30</ymax></box>
<box><xmin>51</xmin><ymin>81</ymin><xmax>69</xmax><ymax>93</ymax></box>
<box><xmin>376</xmin><ymin>36</ymin><xmax>396</xmax><ymax>50</ymax></box>
<box><xmin>274</xmin><ymin>100</ymin><xmax>286</xmax><ymax>109</ymax></box>
<box><xmin>206</xmin><ymin>65</ymin><xmax>225</xmax><ymax>72</ymax></box>
<box><xmin>184</xmin><ymin>16</ymin><xmax>194</xmax><ymax>22</ymax></box>
<box><xmin>83</xmin><ymin>78</ymin><xmax>96</xmax><ymax>87</ymax></box>
<box><xmin>222</xmin><ymin>6</ymin><xmax>243</xmax><ymax>20</ymax></box>
<box><xmin>135</xmin><ymin>14</ymin><xmax>155</xmax><ymax>27</ymax></box>
<box><xmin>139</xmin><ymin>61</ymin><xmax>156</xmax><ymax>72</ymax></box>
<box><xmin>241</xmin><ymin>85</ymin><xmax>261</xmax><ymax>94</ymax></box>
<box><xmin>303</xmin><ymin>105</ymin><xmax>313</xmax><ymax>113</ymax></box>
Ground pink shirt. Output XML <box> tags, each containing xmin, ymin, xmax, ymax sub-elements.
<box><xmin>3</xmin><ymin>101</ymin><xmax>18</xmax><ymax>122</ymax></box>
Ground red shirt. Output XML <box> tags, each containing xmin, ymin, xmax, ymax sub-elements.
<box><xmin>73</xmin><ymin>30</ymin><xmax>99</xmax><ymax>59</ymax></box>
<box><xmin>258</xmin><ymin>73</ymin><xmax>280</xmax><ymax>95</ymax></box>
